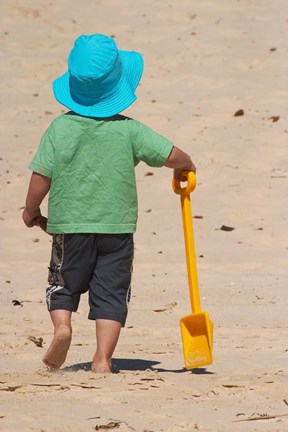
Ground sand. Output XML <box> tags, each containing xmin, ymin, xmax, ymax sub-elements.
<box><xmin>0</xmin><ymin>0</ymin><xmax>287</xmax><ymax>431</ymax></box>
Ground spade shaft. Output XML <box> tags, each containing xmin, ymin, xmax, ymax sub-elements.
<box><xmin>173</xmin><ymin>172</ymin><xmax>201</xmax><ymax>312</ymax></box>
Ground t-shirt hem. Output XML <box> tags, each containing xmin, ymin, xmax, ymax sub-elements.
<box><xmin>47</xmin><ymin>223</ymin><xmax>136</xmax><ymax>234</ymax></box>
<box><xmin>158</xmin><ymin>141</ymin><xmax>174</xmax><ymax>166</ymax></box>
<box><xmin>146</xmin><ymin>140</ymin><xmax>174</xmax><ymax>167</ymax></box>
<box><xmin>28</xmin><ymin>161</ymin><xmax>53</xmax><ymax>178</ymax></box>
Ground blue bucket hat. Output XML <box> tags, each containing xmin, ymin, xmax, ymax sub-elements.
<box><xmin>52</xmin><ymin>34</ymin><xmax>144</xmax><ymax>118</ymax></box>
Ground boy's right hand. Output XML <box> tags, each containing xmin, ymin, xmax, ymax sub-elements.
<box><xmin>164</xmin><ymin>146</ymin><xmax>196</xmax><ymax>180</ymax></box>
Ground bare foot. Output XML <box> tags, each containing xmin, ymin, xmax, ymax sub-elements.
<box><xmin>43</xmin><ymin>325</ymin><xmax>72</xmax><ymax>370</ymax></box>
<box><xmin>91</xmin><ymin>362</ymin><xmax>112</xmax><ymax>373</ymax></box>
<box><xmin>91</xmin><ymin>353</ymin><xmax>115</xmax><ymax>373</ymax></box>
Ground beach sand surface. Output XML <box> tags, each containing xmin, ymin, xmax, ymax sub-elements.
<box><xmin>0</xmin><ymin>0</ymin><xmax>287</xmax><ymax>431</ymax></box>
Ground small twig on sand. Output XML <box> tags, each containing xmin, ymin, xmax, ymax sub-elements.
<box><xmin>95</xmin><ymin>422</ymin><xmax>121</xmax><ymax>430</ymax></box>
<box><xmin>233</xmin><ymin>413</ymin><xmax>288</xmax><ymax>422</ymax></box>
<box><xmin>95</xmin><ymin>420</ymin><xmax>136</xmax><ymax>431</ymax></box>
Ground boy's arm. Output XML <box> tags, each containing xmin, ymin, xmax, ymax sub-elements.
<box><xmin>23</xmin><ymin>172</ymin><xmax>51</xmax><ymax>228</ymax></box>
<box><xmin>164</xmin><ymin>146</ymin><xmax>196</xmax><ymax>180</ymax></box>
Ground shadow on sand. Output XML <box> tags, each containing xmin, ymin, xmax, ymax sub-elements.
<box><xmin>62</xmin><ymin>358</ymin><xmax>214</xmax><ymax>374</ymax></box>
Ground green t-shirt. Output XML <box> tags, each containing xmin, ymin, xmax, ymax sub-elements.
<box><xmin>29</xmin><ymin>112</ymin><xmax>173</xmax><ymax>234</ymax></box>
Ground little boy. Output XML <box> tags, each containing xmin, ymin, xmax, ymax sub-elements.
<box><xmin>23</xmin><ymin>34</ymin><xmax>196</xmax><ymax>372</ymax></box>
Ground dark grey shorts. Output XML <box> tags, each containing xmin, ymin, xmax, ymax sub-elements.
<box><xmin>46</xmin><ymin>233</ymin><xmax>134</xmax><ymax>326</ymax></box>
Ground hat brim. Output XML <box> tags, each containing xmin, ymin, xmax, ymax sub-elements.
<box><xmin>52</xmin><ymin>50</ymin><xmax>143</xmax><ymax>118</ymax></box>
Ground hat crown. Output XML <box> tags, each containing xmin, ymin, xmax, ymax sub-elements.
<box><xmin>68</xmin><ymin>34</ymin><xmax>123</xmax><ymax>106</ymax></box>
<box><xmin>69</xmin><ymin>34</ymin><xmax>118</xmax><ymax>78</ymax></box>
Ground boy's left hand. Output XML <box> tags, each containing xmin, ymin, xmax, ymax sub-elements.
<box><xmin>22</xmin><ymin>207</ymin><xmax>42</xmax><ymax>228</ymax></box>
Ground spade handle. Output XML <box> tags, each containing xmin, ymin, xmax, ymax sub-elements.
<box><xmin>173</xmin><ymin>171</ymin><xmax>202</xmax><ymax>313</ymax></box>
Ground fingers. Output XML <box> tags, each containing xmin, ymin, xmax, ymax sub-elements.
<box><xmin>190</xmin><ymin>161</ymin><xmax>197</xmax><ymax>174</ymax></box>
<box><xmin>173</xmin><ymin>168</ymin><xmax>195</xmax><ymax>181</ymax></box>
<box><xmin>36</xmin><ymin>216</ymin><xmax>48</xmax><ymax>232</ymax></box>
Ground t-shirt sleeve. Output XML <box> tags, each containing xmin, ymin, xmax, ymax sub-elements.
<box><xmin>132</xmin><ymin>121</ymin><xmax>174</xmax><ymax>167</ymax></box>
<box><xmin>28</xmin><ymin>126</ymin><xmax>55</xmax><ymax>178</ymax></box>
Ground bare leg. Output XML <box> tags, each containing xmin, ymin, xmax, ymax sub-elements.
<box><xmin>43</xmin><ymin>310</ymin><xmax>72</xmax><ymax>370</ymax></box>
<box><xmin>92</xmin><ymin>319</ymin><xmax>121</xmax><ymax>373</ymax></box>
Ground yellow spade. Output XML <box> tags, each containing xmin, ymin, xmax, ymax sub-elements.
<box><xmin>173</xmin><ymin>171</ymin><xmax>213</xmax><ymax>370</ymax></box>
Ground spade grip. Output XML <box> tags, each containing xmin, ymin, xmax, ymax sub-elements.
<box><xmin>172</xmin><ymin>171</ymin><xmax>196</xmax><ymax>195</ymax></box>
